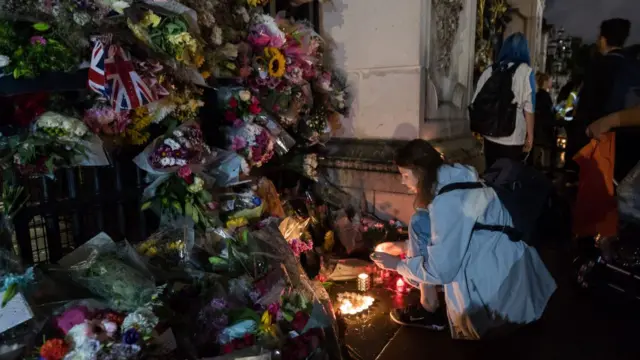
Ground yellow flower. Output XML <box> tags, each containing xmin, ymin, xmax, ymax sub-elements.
<box><xmin>258</xmin><ymin>311</ymin><xmax>278</xmax><ymax>338</ymax></box>
<box><xmin>146</xmin><ymin>246</ymin><xmax>158</xmax><ymax>257</ymax></box>
<box><xmin>247</xmin><ymin>0</ymin><xmax>259</xmax><ymax>6</ymax></box>
<box><xmin>264</xmin><ymin>47</ymin><xmax>286</xmax><ymax>78</ymax></box>
<box><xmin>201</xmin><ymin>71</ymin><xmax>211</xmax><ymax>79</ymax></box>
<box><xmin>195</xmin><ymin>54</ymin><xmax>205</xmax><ymax>68</ymax></box>
<box><xmin>226</xmin><ymin>217</ymin><xmax>248</xmax><ymax>229</ymax></box>
<box><xmin>168</xmin><ymin>241</ymin><xmax>185</xmax><ymax>251</ymax></box>
<box><xmin>323</xmin><ymin>231</ymin><xmax>335</xmax><ymax>252</ymax></box>
<box><xmin>141</xmin><ymin>11</ymin><xmax>162</xmax><ymax>28</ymax></box>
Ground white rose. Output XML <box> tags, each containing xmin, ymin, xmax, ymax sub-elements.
<box><xmin>0</xmin><ymin>55</ymin><xmax>10</xmax><ymax>68</ymax></box>
<box><xmin>74</xmin><ymin>123</ymin><xmax>88</xmax><ymax>137</ymax></box>
<box><xmin>164</xmin><ymin>138</ymin><xmax>181</xmax><ymax>151</ymax></box>
<box><xmin>238</xmin><ymin>90</ymin><xmax>252</xmax><ymax>102</ymax></box>
<box><xmin>60</xmin><ymin>119</ymin><xmax>74</xmax><ymax>132</ymax></box>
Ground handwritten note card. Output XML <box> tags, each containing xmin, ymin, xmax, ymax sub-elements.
<box><xmin>0</xmin><ymin>292</ymin><xmax>34</xmax><ymax>334</ymax></box>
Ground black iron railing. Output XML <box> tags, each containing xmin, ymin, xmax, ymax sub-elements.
<box><xmin>12</xmin><ymin>153</ymin><xmax>160</xmax><ymax>265</ymax></box>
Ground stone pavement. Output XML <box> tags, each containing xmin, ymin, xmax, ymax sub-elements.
<box><xmin>337</xmin><ymin>246</ymin><xmax>640</xmax><ymax>360</ymax></box>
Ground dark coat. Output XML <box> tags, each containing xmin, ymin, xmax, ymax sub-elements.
<box><xmin>534</xmin><ymin>90</ymin><xmax>555</xmax><ymax>147</ymax></box>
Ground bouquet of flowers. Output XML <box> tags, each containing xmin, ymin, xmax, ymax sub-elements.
<box><xmin>285</xmin><ymin>153</ymin><xmax>318</xmax><ymax>181</ymax></box>
<box><xmin>32</xmin><ymin>301</ymin><xmax>160</xmax><ymax>360</ymax></box>
<box><xmin>128</xmin><ymin>9</ymin><xmax>204</xmax><ymax>69</ymax></box>
<box><xmin>58</xmin><ymin>233</ymin><xmax>162</xmax><ymax>312</ymax></box>
<box><xmin>0</xmin><ymin>21</ymin><xmax>80</xmax><ymax>79</ymax></box>
<box><xmin>148</xmin><ymin>124</ymin><xmax>211</xmax><ymax>170</ymax></box>
<box><xmin>135</xmin><ymin>122</ymin><xmax>217</xmax><ymax>229</ymax></box>
<box><xmin>10</xmin><ymin>112</ymin><xmax>109</xmax><ymax>177</ymax></box>
<box><xmin>82</xmin><ymin>103</ymin><xmax>131</xmax><ymax>136</ymax></box>
<box><xmin>219</xmin><ymin>87</ymin><xmax>263</xmax><ymax>128</ymax></box>
<box><xmin>141</xmin><ymin>166</ymin><xmax>217</xmax><ymax>229</ymax></box>
<box><xmin>225</xmin><ymin>122</ymin><xmax>274</xmax><ymax>171</ymax></box>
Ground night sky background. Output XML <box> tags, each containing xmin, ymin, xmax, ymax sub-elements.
<box><xmin>545</xmin><ymin>0</ymin><xmax>640</xmax><ymax>44</ymax></box>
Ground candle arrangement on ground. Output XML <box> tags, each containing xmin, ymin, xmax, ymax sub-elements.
<box><xmin>336</xmin><ymin>292</ymin><xmax>375</xmax><ymax>316</ymax></box>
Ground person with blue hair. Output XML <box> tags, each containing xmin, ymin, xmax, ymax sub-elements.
<box><xmin>472</xmin><ymin>32</ymin><xmax>537</xmax><ymax>169</ymax></box>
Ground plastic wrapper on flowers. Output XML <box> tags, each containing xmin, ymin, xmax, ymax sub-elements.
<box><xmin>0</xmin><ymin>250</ymin><xmax>96</xmax><ymax>360</ymax></box>
<box><xmin>254</xmin><ymin>113</ymin><xmax>296</xmax><ymax>156</ymax></box>
<box><xmin>618</xmin><ymin>160</ymin><xmax>640</xmax><ymax>224</ymax></box>
<box><xmin>55</xmin><ymin>232</ymin><xmax>164</xmax><ymax>312</ymax></box>
<box><xmin>11</xmin><ymin>112</ymin><xmax>109</xmax><ymax>178</ymax></box>
<box><xmin>171</xmin><ymin>222</ymin><xmax>341</xmax><ymax>359</ymax></box>
<box><xmin>26</xmin><ymin>298</ymin><xmax>172</xmax><ymax>360</ymax></box>
<box><xmin>225</xmin><ymin>122</ymin><xmax>275</xmax><ymax>172</ymax></box>
<box><xmin>135</xmin><ymin>225</ymin><xmax>220</xmax><ymax>282</ymax></box>
<box><xmin>249</xmin><ymin>222</ymin><xmax>342</xmax><ymax>360</ymax></box>
<box><xmin>134</xmin><ymin>121</ymin><xmax>219</xmax><ymax>229</ymax></box>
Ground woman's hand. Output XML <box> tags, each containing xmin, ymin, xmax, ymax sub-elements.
<box><xmin>587</xmin><ymin>114</ymin><xmax>615</xmax><ymax>139</ymax></box>
<box><xmin>371</xmin><ymin>252</ymin><xmax>401</xmax><ymax>270</ymax></box>
<box><xmin>523</xmin><ymin>133</ymin><xmax>534</xmax><ymax>152</ymax></box>
<box><xmin>374</xmin><ymin>241</ymin><xmax>406</xmax><ymax>256</ymax></box>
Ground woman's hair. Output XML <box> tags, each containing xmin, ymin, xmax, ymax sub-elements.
<box><xmin>535</xmin><ymin>72</ymin><xmax>550</xmax><ymax>89</ymax></box>
<box><xmin>498</xmin><ymin>32</ymin><xmax>531</xmax><ymax>65</ymax></box>
<box><xmin>394</xmin><ymin>139</ymin><xmax>446</xmax><ymax>208</ymax></box>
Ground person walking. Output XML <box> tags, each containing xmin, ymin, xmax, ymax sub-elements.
<box><xmin>469</xmin><ymin>32</ymin><xmax>536</xmax><ymax>170</ymax></box>
<box><xmin>533</xmin><ymin>72</ymin><xmax>556</xmax><ymax>169</ymax></box>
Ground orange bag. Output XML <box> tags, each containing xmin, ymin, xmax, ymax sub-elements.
<box><xmin>572</xmin><ymin>132</ymin><xmax>618</xmax><ymax>237</ymax></box>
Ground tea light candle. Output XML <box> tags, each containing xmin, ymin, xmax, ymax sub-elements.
<box><xmin>395</xmin><ymin>278</ymin><xmax>405</xmax><ymax>293</ymax></box>
<box><xmin>357</xmin><ymin>273</ymin><xmax>371</xmax><ymax>292</ymax></box>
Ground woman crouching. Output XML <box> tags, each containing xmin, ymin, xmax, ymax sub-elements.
<box><xmin>372</xmin><ymin>139</ymin><xmax>556</xmax><ymax>339</ymax></box>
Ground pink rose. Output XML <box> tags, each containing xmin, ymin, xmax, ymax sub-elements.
<box><xmin>30</xmin><ymin>36</ymin><xmax>47</xmax><ymax>46</ymax></box>
<box><xmin>178</xmin><ymin>166</ymin><xmax>192</xmax><ymax>180</ymax></box>
<box><xmin>56</xmin><ymin>306</ymin><xmax>91</xmax><ymax>334</ymax></box>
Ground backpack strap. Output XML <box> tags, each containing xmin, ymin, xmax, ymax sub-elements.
<box><xmin>436</xmin><ymin>182</ymin><xmax>522</xmax><ymax>242</ymax></box>
<box><xmin>437</xmin><ymin>182</ymin><xmax>485</xmax><ymax>196</ymax></box>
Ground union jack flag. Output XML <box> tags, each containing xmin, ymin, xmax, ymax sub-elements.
<box><xmin>88</xmin><ymin>40</ymin><xmax>108</xmax><ymax>97</ymax></box>
<box><xmin>104</xmin><ymin>45</ymin><xmax>157</xmax><ymax>112</ymax></box>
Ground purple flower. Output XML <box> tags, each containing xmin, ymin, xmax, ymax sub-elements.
<box><xmin>123</xmin><ymin>328</ymin><xmax>140</xmax><ymax>345</ymax></box>
<box><xmin>231</xmin><ymin>136</ymin><xmax>247</xmax><ymax>151</ymax></box>
<box><xmin>30</xmin><ymin>36</ymin><xmax>47</xmax><ymax>45</ymax></box>
<box><xmin>212</xmin><ymin>313</ymin><xmax>229</xmax><ymax>330</ymax></box>
<box><xmin>210</xmin><ymin>298</ymin><xmax>228</xmax><ymax>311</ymax></box>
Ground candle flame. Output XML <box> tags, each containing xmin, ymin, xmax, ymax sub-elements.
<box><xmin>336</xmin><ymin>292</ymin><xmax>375</xmax><ymax>315</ymax></box>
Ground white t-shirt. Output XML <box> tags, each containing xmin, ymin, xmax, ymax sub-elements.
<box><xmin>472</xmin><ymin>63</ymin><xmax>534</xmax><ymax>146</ymax></box>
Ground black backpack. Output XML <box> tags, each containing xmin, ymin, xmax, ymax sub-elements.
<box><xmin>436</xmin><ymin>159</ymin><xmax>553</xmax><ymax>246</ymax></box>
<box><xmin>469</xmin><ymin>63</ymin><xmax>521</xmax><ymax>137</ymax></box>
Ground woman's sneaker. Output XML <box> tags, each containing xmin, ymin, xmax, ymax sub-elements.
<box><xmin>390</xmin><ymin>305</ymin><xmax>447</xmax><ymax>331</ymax></box>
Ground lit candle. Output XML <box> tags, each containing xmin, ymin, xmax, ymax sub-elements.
<box><xmin>357</xmin><ymin>273</ymin><xmax>370</xmax><ymax>292</ymax></box>
<box><xmin>396</xmin><ymin>278</ymin><xmax>405</xmax><ymax>293</ymax></box>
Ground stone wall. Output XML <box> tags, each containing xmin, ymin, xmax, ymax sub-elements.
<box><xmin>319</xmin><ymin>0</ymin><xmax>484</xmax><ymax>222</ymax></box>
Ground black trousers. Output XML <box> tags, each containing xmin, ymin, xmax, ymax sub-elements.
<box><xmin>484</xmin><ymin>139</ymin><xmax>523</xmax><ymax>169</ymax></box>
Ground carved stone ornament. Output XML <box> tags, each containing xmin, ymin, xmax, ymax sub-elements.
<box><xmin>432</xmin><ymin>0</ymin><xmax>464</xmax><ymax>75</ymax></box>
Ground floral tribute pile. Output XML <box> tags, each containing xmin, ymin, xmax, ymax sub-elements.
<box><xmin>0</xmin><ymin>0</ymin><xmax>351</xmax><ymax>359</ymax></box>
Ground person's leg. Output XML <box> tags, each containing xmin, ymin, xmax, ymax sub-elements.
<box><xmin>483</xmin><ymin>139</ymin><xmax>499</xmax><ymax>169</ymax></box>
<box><xmin>390</xmin><ymin>283</ymin><xmax>447</xmax><ymax>330</ymax></box>
<box><xmin>420</xmin><ymin>283</ymin><xmax>440</xmax><ymax>312</ymax></box>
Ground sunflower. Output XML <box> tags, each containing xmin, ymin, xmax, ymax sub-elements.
<box><xmin>264</xmin><ymin>47</ymin><xmax>286</xmax><ymax>78</ymax></box>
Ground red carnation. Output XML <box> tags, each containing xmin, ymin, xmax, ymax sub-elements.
<box><xmin>248</xmin><ymin>99</ymin><xmax>262</xmax><ymax>115</ymax></box>
<box><xmin>291</xmin><ymin>311</ymin><xmax>310</xmax><ymax>333</ymax></box>
<box><xmin>228</xmin><ymin>97</ymin><xmax>238</xmax><ymax>108</ymax></box>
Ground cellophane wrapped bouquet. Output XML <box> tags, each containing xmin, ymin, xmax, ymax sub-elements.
<box><xmin>135</xmin><ymin>122</ymin><xmax>218</xmax><ymax>229</ymax></box>
<box><xmin>161</xmin><ymin>220</ymin><xmax>341</xmax><ymax>360</ymax></box>
<box><xmin>11</xmin><ymin>112</ymin><xmax>108</xmax><ymax>177</ymax></box>
<box><xmin>56</xmin><ymin>233</ymin><xmax>163</xmax><ymax>312</ymax></box>
<box><xmin>27</xmin><ymin>299</ymin><xmax>167</xmax><ymax>360</ymax></box>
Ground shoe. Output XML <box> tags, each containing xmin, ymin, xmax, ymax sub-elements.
<box><xmin>389</xmin><ymin>305</ymin><xmax>447</xmax><ymax>331</ymax></box>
